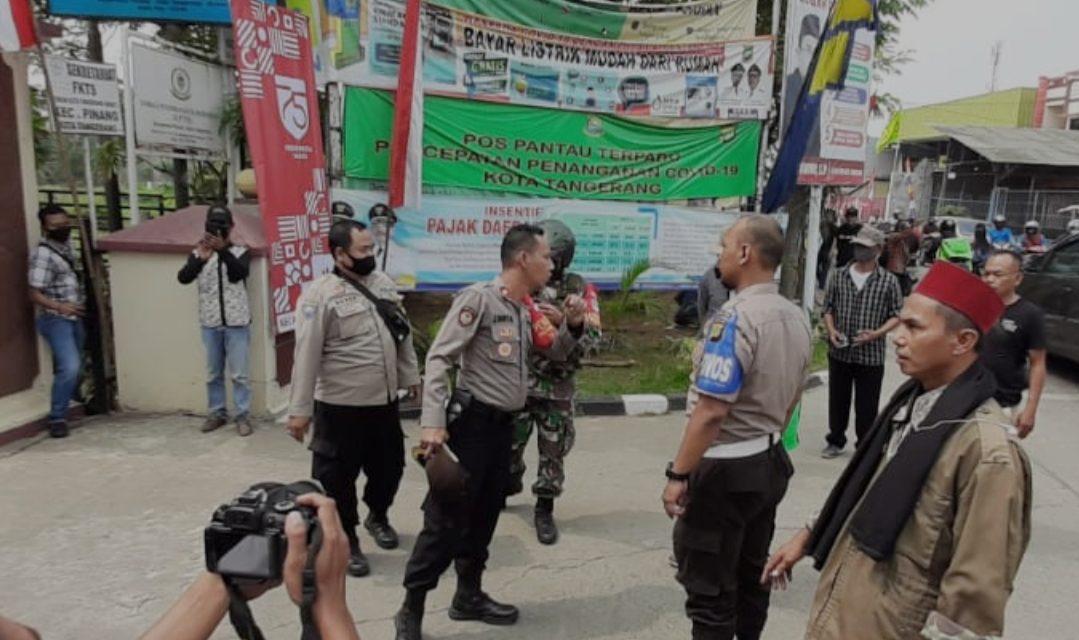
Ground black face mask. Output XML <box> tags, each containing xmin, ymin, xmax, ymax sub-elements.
<box><xmin>853</xmin><ymin>246</ymin><xmax>876</xmax><ymax>263</ymax></box>
<box><xmin>344</xmin><ymin>254</ymin><xmax>376</xmax><ymax>277</ymax></box>
<box><xmin>46</xmin><ymin>227</ymin><xmax>72</xmax><ymax>243</ymax></box>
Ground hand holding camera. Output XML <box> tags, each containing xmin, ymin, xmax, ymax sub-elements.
<box><xmin>195</xmin><ymin>239</ymin><xmax>213</xmax><ymax>261</ymax></box>
<box><xmin>284</xmin><ymin>493</ymin><xmax>357</xmax><ymax>637</ymax></box>
<box><xmin>200</xmin><ymin>481</ymin><xmax>358</xmax><ymax>639</ymax></box>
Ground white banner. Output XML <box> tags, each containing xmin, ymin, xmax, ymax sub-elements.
<box><xmin>45</xmin><ymin>55</ymin><xmax>123</xmax><ymax>136</ymax></box>
<box><xmin>331</xmin><ymin>188</ymin><xmax>743</xmax><ymax>289</ymax></box>
<box><xmin>328</xmin><ymin>0</ymin><xmax>775</xmax><ymax>121</ymax></box>
<box><xmin>131</xmin><ymin>44</ymin><xmax>227</xmax><ymax>154</ymax></box>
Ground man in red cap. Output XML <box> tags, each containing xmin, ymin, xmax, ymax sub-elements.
<box><xmin>761</xmin><ymin>261</ymin><xmax>1032</xmax><ymax>640</ymax></box>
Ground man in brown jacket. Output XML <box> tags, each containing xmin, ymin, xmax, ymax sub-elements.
<box><xmin>763</xmin><ymin>261</ymin><xmax>1032</xmax><ymax>640</ymax></box>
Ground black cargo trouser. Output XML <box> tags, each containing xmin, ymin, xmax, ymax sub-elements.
<box><xmin>310</xmin><ymin>400</ymin><xmax>404</xmax><ymax>541</ymax></box>
<box><xmin>673</xmin><ymin>441</ymin><xmax>794</xmax><ymax>640</ymax></box>
<box><xmin>827</xmin><ymin>357</ymin><xmax>885</xmax><ymax>449</ymax></box>
<box><xmin>403</xmin><ymin>399</ymin><xmax>514</xmax><ymax>592</ymax></box>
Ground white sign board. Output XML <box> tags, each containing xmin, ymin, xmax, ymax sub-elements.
<box><xmin>45</xmin><ymin>55</ymin><xmax>123</xmax><ymax>136</ymax></box>
<box><xmin>131</xmin><ymin>44</ymin><xmax>226</xmax><ymax>154</ymax></box>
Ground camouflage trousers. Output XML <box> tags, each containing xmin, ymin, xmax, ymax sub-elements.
<box><xmin>508</xmin><ymin>396</ymin><xmax>576</xmax><ymax>500</ymax></box>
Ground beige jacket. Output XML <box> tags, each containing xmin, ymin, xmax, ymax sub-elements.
<box><xmin>420</xmin><ymin>277</ymin><xmax>579</xmax><ymax>428</ymax></box>
<box><xmin>805</xmin><ymin>400</ymin><xmax>1032</xmax><ymax>640</ymax></box>
<box><xmin>288</xmin><ymin>271</ymin><xmax>420</xmax><ymax>416</ymax></box>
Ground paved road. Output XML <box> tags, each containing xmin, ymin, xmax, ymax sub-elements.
<box><xmin>2</xmin><ymin>359</ymin><xmax>1078</xmax><ymax>639</ymax></box>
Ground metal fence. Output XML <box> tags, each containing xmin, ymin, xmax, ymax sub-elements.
<box><xmin>38</xmin><ymin>188</ymin><xmax>169</xmax><ymax>232</ymax></box>
<box><xmin>990</xmin><ymin>188</ymin><xmax>1079</xmax><ymax>232</ymax></box>
<box><xmin>929</xmin><ymin>196</ymin><xmax>993</xmax><ymax>219</ymax></box>
<box><xmin>928</xmin><ymin>188</ymin><xmax>1079</xmax><ymax>233</ymax></box>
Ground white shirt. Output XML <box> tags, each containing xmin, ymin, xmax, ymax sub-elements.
<box><xmin>849</xmin><ymin>264</ymin><xmax>872</xmax><ymax>292</ymax></box>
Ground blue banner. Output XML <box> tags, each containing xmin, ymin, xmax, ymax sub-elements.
<box><xmin>48</xmin><ymin>0</ymin><xmax>231</xmax><ymax>24</ymax></box>
<box><xmin>763</xmin><ymin>0</ymin><xmax>878</xmax><ymax>212</ymax></box>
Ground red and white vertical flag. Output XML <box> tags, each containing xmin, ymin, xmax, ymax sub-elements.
<box><xmin>0</xmin><ymin>0</ymin><xmax>37</xmax><ymax>52</ymax></box>
<box><xmin>387</xmin><ymin>0</ymin><xmax>423</xmax><ymax>210</ymax></box>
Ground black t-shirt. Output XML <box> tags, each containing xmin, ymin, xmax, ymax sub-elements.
<box><xmin>980</xmin><ymin>298</ymin><xmax>1047</xmax><ymax>406</ymax></box>
<box><xmin>835</xmin><ymin>223</ymin><xmax>862</xmax><ymax>266</ymax></box>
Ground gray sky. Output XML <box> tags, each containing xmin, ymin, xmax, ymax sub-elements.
<box><xmin>870</xmin><ymin>0</ymin><xmax>1079</xmax><ymax>134</ymax></box>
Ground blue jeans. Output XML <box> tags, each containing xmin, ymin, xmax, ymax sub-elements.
<box><xmin>37</xmin><ymin>314</ymin><xmax>85</xmax><ymax>423</ymax></box>
<box><xmin>201</xmin><ymin>325</ymin><xmax>251</xmax><ymax>420</ymax></box>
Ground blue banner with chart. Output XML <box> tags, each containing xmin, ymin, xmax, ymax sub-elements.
<box><xmin>331</xmin><ymin>189</ymin><xmax>742</xmax><ymax>290</ymax></box>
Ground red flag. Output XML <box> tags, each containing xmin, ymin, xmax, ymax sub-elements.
<box><xmin>0</xmin><ymin>0</ymin><xmax>37</xmax><ymax>52</ymax></box>
<box><xmin>387</xmin><ymin>0</ymin><xmax>423</xmax><ymax>210</ymax></box>
<box><xmin>230</xmin><ymin>0</ymin><xmax>332</xmax><ymax>334</ymax></box>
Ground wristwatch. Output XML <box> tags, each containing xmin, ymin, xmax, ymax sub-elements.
<box><xmin>665</xmin><ymin>462</ymin><xmax>690</xmax><ymax>482</ymax></box>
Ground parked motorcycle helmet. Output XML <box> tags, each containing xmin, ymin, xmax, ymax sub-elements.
<box><xmin>993</xmin><ymin>214</ymin><xmax>1008</xmax><ymax>226</ymax></box>
<box><xmin>1067</xmin><ymin>219</ymin><xmax>1079</xmax><ymax>235</ymax></box>
<box><xmin>939</xmin><ymin>218</ymin><xmax>957</xmax><ymax>237</ymax></box>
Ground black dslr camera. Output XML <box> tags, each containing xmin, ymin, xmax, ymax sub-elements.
<box><xmin>205</xmin><ymin>480</ymin><xmax>323</xmax><ymax>582</ymax></box>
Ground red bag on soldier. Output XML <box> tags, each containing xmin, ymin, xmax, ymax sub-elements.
<box><xmin>583</xmin><ymin>283</ymin><xmax>601</xmax><ymax>332</ymax></box>
<box><xmin>524</xmin><ymin>295</ymin><xmax>557</xmax><ymax>349</ymax></box>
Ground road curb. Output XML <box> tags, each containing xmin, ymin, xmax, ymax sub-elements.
<box><xmin>400</xmin><ymin>374</ymin><xmax>824</xmax><ymax>421</ymax></box>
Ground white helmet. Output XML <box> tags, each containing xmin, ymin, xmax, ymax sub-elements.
<box><xmin>1024</xmin><ymin>220</ymin><xmax>1040</xmax><ymax>230</ymax></box>
<box><xmin>1067</xmin><ymin>219</ymin><xmax>1079</xmax><ymax>234</ymax></box>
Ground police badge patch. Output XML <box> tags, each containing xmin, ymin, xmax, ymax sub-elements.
<box><xmin>459</xmin><ymin>307</ymin><xmax>477</xmax><ymax>327</ymax></box>
<box><xmin>696</xmin><ymin>310</ymin><xmax>744</xmax><ymax>397</ymax></box>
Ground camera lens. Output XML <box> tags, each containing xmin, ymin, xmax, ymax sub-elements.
<box><xmin>274</xmin><ymin>499</ymin><xmax>296</xmax><ymax>513</ymax></box>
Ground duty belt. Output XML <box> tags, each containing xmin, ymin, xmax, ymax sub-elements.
<box><xmin>702</xmin><ymin>433</ymin><xmax>779</xmax><ymax>460</ymax></box>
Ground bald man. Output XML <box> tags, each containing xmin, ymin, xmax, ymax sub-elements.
<box><xmin>663</xmin><ymin>215</ymin><xmax>812</xmax><ymax>640</ymax></box>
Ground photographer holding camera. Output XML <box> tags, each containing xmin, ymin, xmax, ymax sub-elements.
<box><xmin>177</xmin><ymin>205</ymin><xmax>255</xmax><ymax>437</ymax></box>
<box><xmin>140</xmin><ymin>491</ymin><xmax>359</xmax><ymax>640</ymax></box>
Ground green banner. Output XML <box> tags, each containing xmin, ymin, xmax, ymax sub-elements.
<box><xmin>344</xmin><ymin>88</ymin><xmax>761</xmax><ymax>202</ymax></box>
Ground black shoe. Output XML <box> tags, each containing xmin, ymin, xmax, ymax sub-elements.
<box><xmin>448</xmin><ymin>592</ymin><xmax>519</xmax><ymax>626</ymax></box>
<box><xmin>364</xmin><ymin>514</ymin><xmax>399</xmax><ymax>550</ymax></box>
<box><xmin>48</xmin><ymin>421</ymin><xmax>69</xmax><ymax>438</ymax></box>
<box><xmin>394</xmin><ymin>607</ymin><xmax>422</xmax><ymax>640</ymax></box>
<box><xmin>534</xmin><ymin>509</ymin><xmax>558</xmax><ymax>545</ymax></box>
<box><xmin>347</xmin><ymin>541</ymin><xmax>370</xmax><ymax>577</ymax></box>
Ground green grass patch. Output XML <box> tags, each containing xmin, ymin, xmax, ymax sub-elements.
<box><xmin>811</xmin><ymin>338</ymin><xmax>829</xmax><ymax>372</ymax></box>
<box><xmin>578</xmin><ymin>339</ymin><xmax>694</xmax><ymax>398</ymax></box>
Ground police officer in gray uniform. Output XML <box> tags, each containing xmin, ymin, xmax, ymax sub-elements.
<box><xmin>663</xmin><ymin>215</ymin><xmax>812</xmax><ymax>640</ymax></box>
<box><xmin>394</xmin><ymin>224</ymin><xmax>585</xmax><ymax>640</ymax></box>
<box><xmin>287</xmin><ymin>218</ymin><xmax>421</xmax><ymax>578</ymax></box>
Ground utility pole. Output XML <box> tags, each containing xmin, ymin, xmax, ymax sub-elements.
<box><xmin>989</xmin><ymin>41</ymin><xmax>1003</xmax><ymax>92</ymax></box>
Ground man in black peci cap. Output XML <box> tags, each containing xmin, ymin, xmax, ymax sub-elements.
<box><xmin>177</xmin><ymin>205</ymin><xmax>255</xmax><ymax>437</ymax></box>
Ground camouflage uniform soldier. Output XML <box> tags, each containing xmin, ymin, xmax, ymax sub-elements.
<box><xmin>508</xmin><ymin>219</ymin><xmax>600</xmax><ymax>545</ymax></box>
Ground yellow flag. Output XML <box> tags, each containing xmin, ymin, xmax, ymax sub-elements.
<box><xmin>877</xmin><ymin>112</ymin><xmax>902</xmax><ymax>152</ymax></box>
<box><xmin>808</xmin><ymin>0</ymin><xmax>877</xmax><ymax>95</ymax></box>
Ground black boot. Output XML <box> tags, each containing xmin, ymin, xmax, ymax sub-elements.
<box><xmin>364</xmin><ymin>512</ymin><xmax>399</xmax><ymax>550</ymax></box>
<box><xmin>347</xmin><ymin>535</ymin><xmax>370</xmax><ymax>578</ymax></box>
<box><xmin>449</xmin><ymin>569</ymin><xmax>519</xmax><ymax>625</ymax></box>
<box><xmin>394</xmin><ymin>590</ymin><xmax>425</xmax><ymax>640</ymax></box>
<box><xmin>534</xmin><ymin>497</ymin><xmax>558</xmax><ymax>545</ymax></box>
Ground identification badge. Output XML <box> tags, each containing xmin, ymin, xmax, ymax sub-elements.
<box><xmin>330</xmin><ymin>295</ymin><xmax>365</xmax><ymax>318</ymax></box>
<box><xmin>492</xmin><ymin>320</ymin><xmax>518</xmax><ymax>342</ymax></box>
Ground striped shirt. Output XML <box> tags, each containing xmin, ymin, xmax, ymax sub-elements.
<box><xmin>825</xmin><ymin>265</ymin><xmax>902</xmax><ymax>366</ymax></box>
<box><xmin>28</xmin><ymin>240</ymin><xmax>83</xmax><ymax>316</ymax></box>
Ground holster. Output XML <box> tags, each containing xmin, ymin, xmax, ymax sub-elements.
<box><xmin>446</xmin><ymin>389</ymin><xmax>473</xmax><ymax>426</ymax></box>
